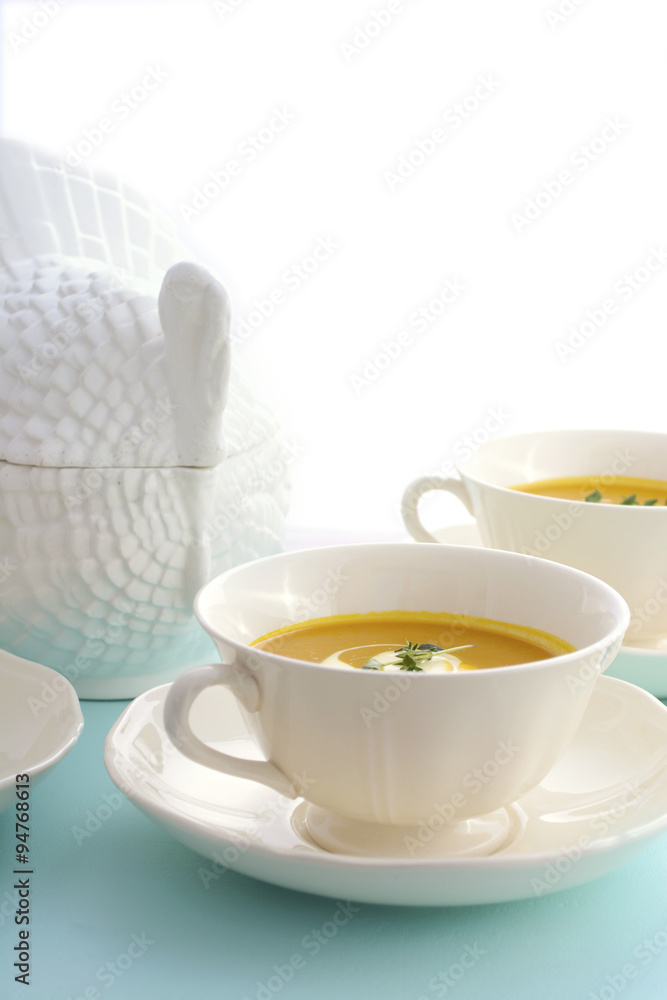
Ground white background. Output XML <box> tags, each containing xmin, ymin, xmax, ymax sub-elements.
<box><xmin>2</xmin><ymin>0</ymin><xmax>665</xmax><ymax>535</ymax></box>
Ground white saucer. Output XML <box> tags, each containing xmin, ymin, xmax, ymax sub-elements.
<box><xmin>104</xmin><ymin>675</ymin><xmax>667</xmax><ymax>906</ymax></box>
<box><xmin>0</xmin><ymin>650</ymin><xmax>84</xmax><ymax>813</ymax></box>
<box><xmin>430</xmin><ymin>521</ymin><xmax>667</xmax><ymax>700</ymax></box>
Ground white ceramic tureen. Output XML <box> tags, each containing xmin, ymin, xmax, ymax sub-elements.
<box><xmin>0</xmin><ymin>138</ymin><xmax>289</xmax><ymax>698</ymax></box>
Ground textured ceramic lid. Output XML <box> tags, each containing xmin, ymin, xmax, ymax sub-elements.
<box><xmin>0</xmin><ymin>137</ymin><xmax>277</xmax><ymax>469</ymax></box>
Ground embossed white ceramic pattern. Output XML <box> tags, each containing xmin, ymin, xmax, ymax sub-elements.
<box><xmin>425</xmin><ymin>521</ymin><xmax>667</xmax><ymax>699</ymax></box>
<box><xmin>105</xmin><ymin>676</ymin><xmax>667</xmax><ymax>906</ymax></box>
<box><xmin>0</xmin><ymin>649</ymin><xmax>83</xmax><ymax>814</ymax></box>
<box><xmin>402</xmin><ymin>429</ymin><xmax>667</xmax><ymax>645</ymax></box>
<box><xmin>162</xmin><ymin>543</ymin><xmax>629</xmax><ymax>835</ymax></box>
<box><xmin>0</xmin><ymin>138</ymin><xmax>288</xmax><ymax>697</ymax></box>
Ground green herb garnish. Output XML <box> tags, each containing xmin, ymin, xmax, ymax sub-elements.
<box><xmin>586</xmin><ymin>489</ymin><xmax>660</xmax><ymax>505</ymax></box>
<box><xmin>362</xmin><ymin>658</ymin><xmax>383</xmax><ymax>670</ymax></box>
<box><xmin>362</xmin><ymin>640</ymin><xmax>475</xmax><ymax>672</ymax></box>
<box><xmin>620</xmin><ymin>494</ymin><xmax>660</xmax><ymax>505</ymax></box>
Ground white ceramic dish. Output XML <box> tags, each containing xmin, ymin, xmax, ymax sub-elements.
<box><xmin>430</xmin><ymin>522</ymin><xmax>667</xmax><ymax>700</ymax></box>
<box><xmin>0</xmin><ymin>651</ymin><xmax>84</xmax><ymax>813</ymax></box>
<box><xmin>105</xmin><ymin>675</ymin><xmax>667</xmax><ymax>907</ymax></box>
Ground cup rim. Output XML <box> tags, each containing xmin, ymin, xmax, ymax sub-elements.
<box><xmin>454</xmin><ymin>427</ymin><xmax>667</xmax><ymax>507</ymax></box>
<box><xmin>460</xmin><ymin>472</ymin><xmax>667</xmax><ymax>508</ymax></box>
<box><xmin>193</xmin><ymin>542</ymin><xmax>630</xmax><ymax>677</ymax></box>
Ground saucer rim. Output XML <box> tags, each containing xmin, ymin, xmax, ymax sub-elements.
<box><xmin>0</xmin><ymin>650</ymin><xmax>84</xmax><ymax>796</ymax></box>
<box><xmin>104</xmin><ymin>675</ymin><xmax>667</xmax><ymax>873</ymax></box>
<box><xmin>618</xmin><ymin>644</ymin><xmax>667</xmax><ymax>658</ymax></box>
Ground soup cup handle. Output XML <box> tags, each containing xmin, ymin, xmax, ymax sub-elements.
<box><xmin>163</xmin><ymin>664</ymin><xmax>297</xmax><ymax>798</ymax></box>
<box><xmin>401</xmin><ymin>475</ymin><xmax>474</xmax><ymax>542</ymax></box>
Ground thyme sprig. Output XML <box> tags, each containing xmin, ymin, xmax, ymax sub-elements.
<box><xmin>362</xmin><ymin>640</ymin><xmax>475</xmax><ymax>672</ymax></box>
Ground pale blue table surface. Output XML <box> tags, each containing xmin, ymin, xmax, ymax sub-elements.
<box><xmin>3</xmin><ymin>699</ymin><xmax>667</xmax><ymax>1000</ymax></box>
<box><xmin>2</xmin><ymin>530</ymin><xmax>667</xmax><ymax>1000</ymax></box>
